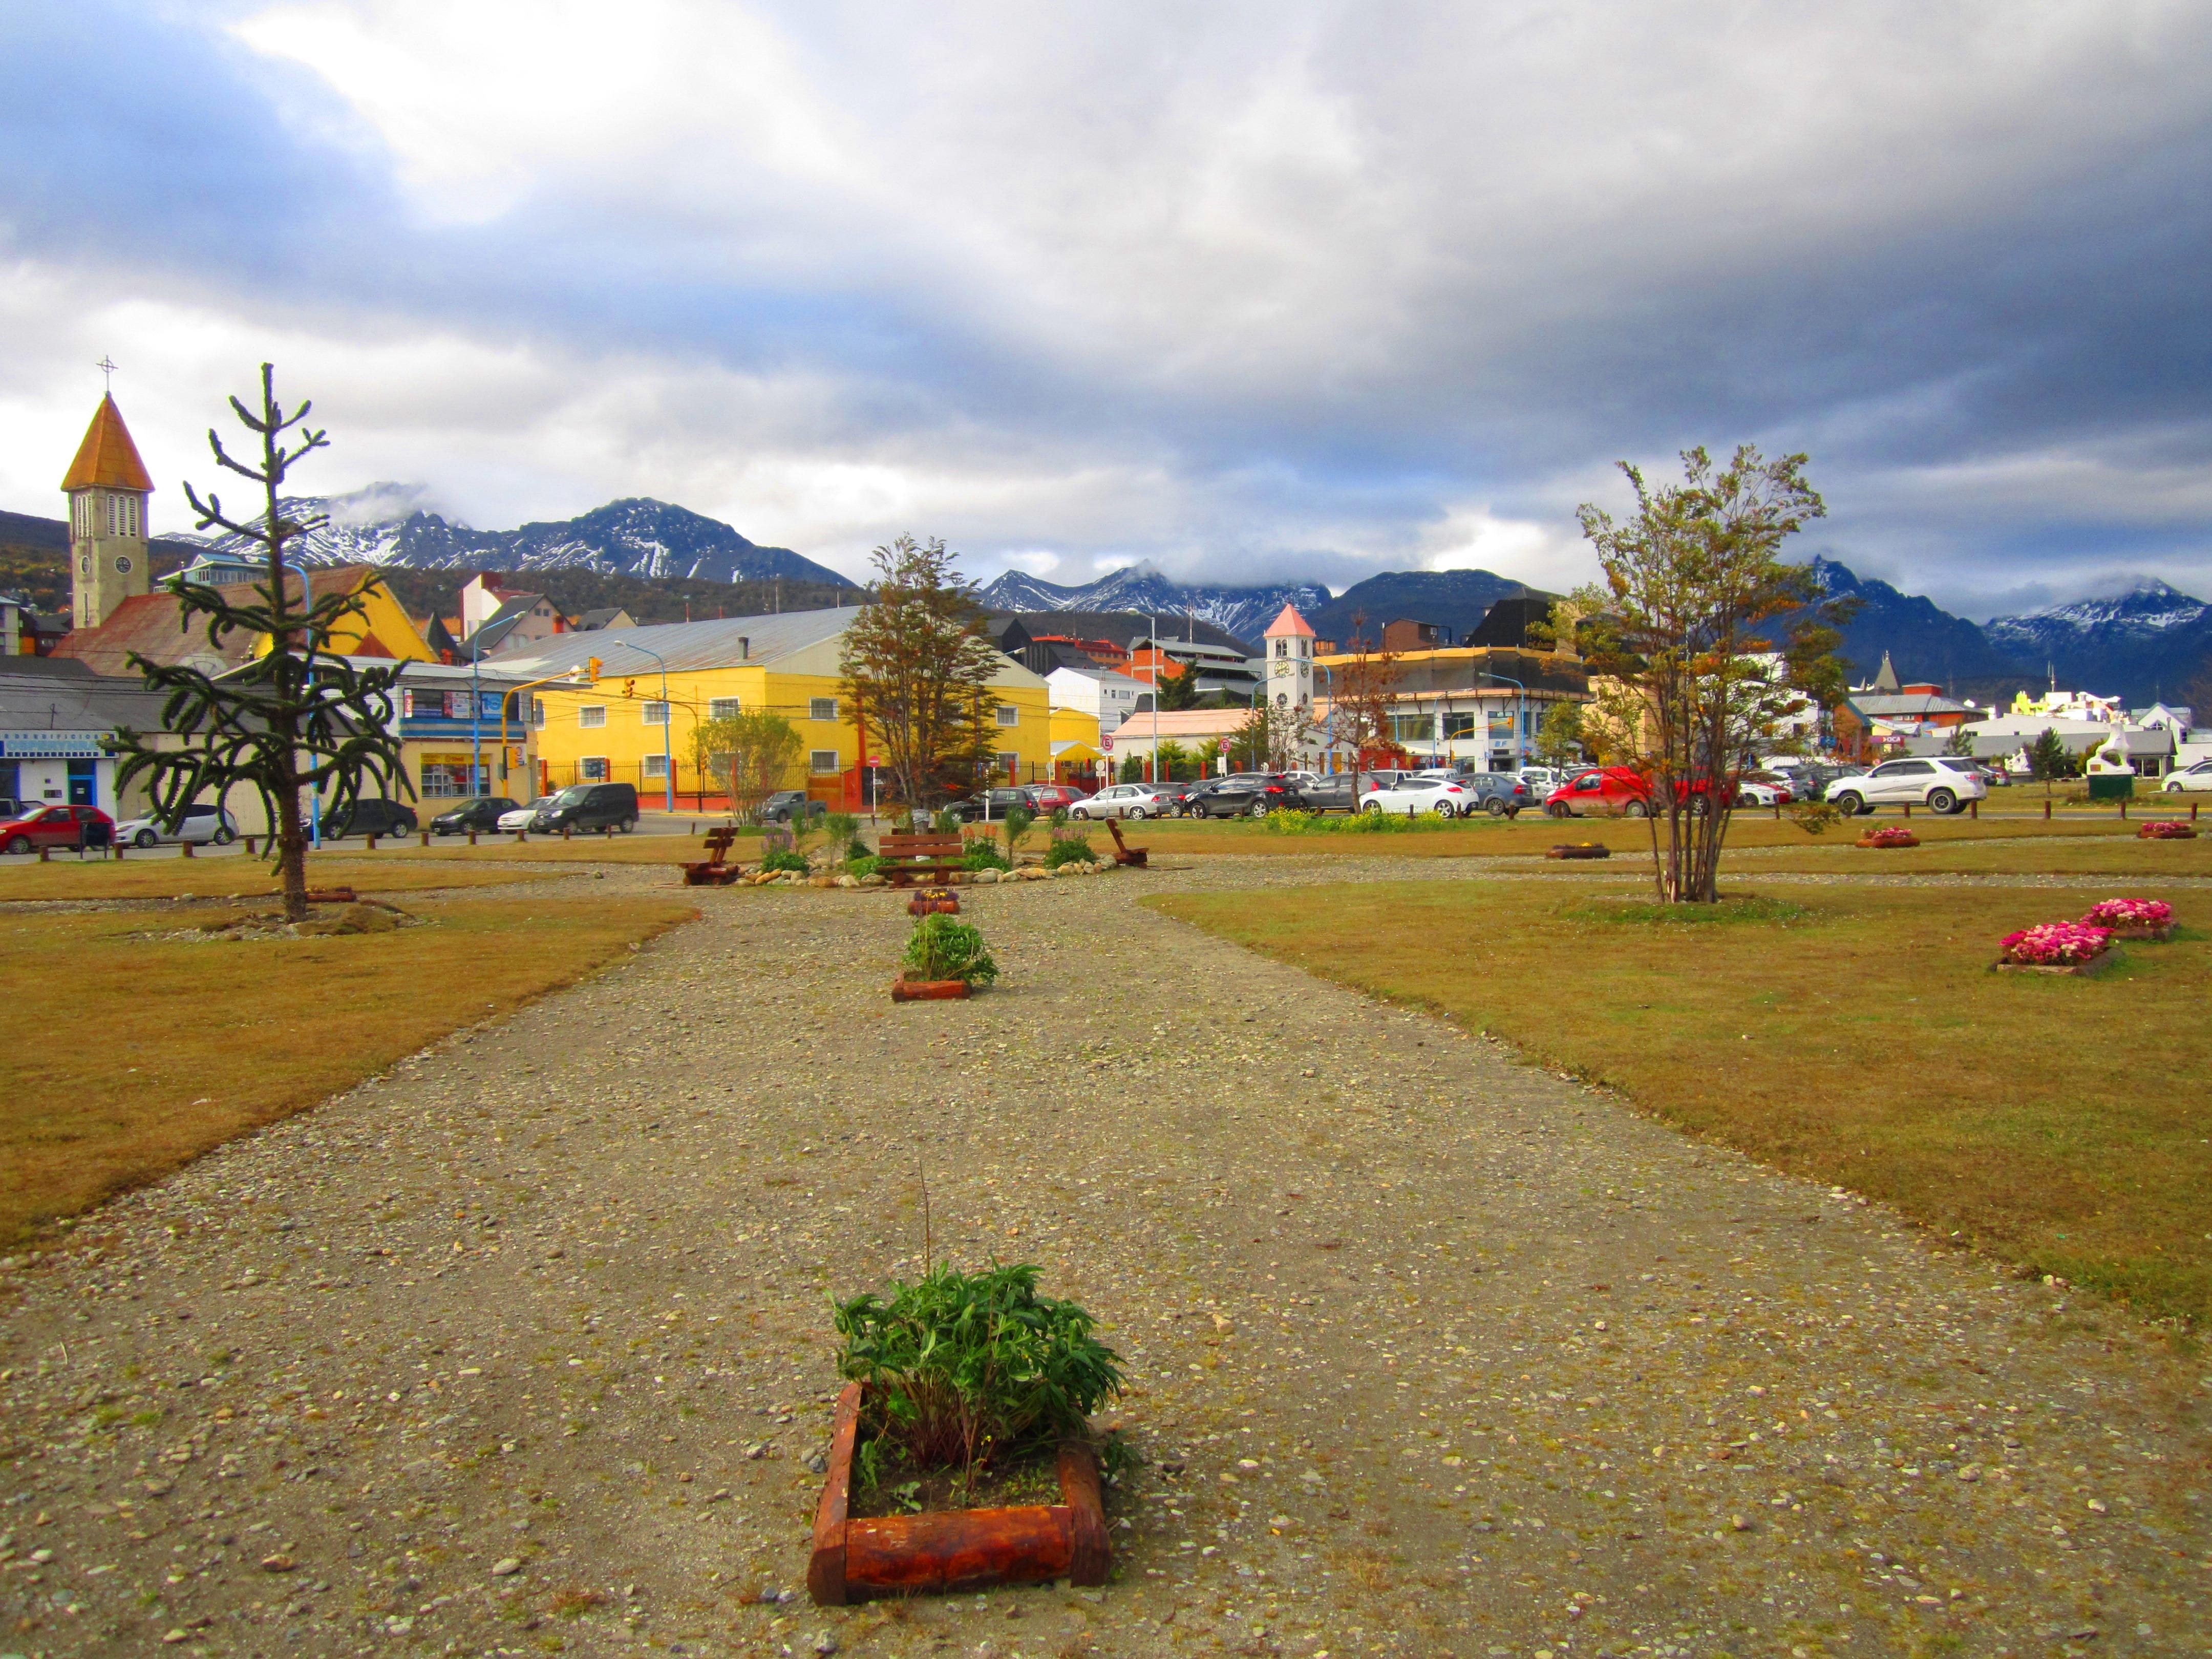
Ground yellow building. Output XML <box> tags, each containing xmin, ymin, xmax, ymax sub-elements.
<box><xmin>493</xmin><ymin>609</ymin><xmax>1055</xmax><ymax>809</ymax></box>
<box><xmin>1047</xmin><ymin>705</ymin><xmax>1106</xmax><ymax>787</ymax></box>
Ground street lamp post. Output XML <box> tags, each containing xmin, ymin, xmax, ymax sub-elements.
<box><xmin>1470</xmin><ymin>669</ymin><xmax>1527</xmax><ymax>771</ymax></box>
<box><xmin>610</xmin><ymin>640</ymin><xmax>677</xmax><ymax>813</ymax></box>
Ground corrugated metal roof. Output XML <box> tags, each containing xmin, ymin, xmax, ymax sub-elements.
<box><xmin>488</xmin><ymin>608</ymin><xmax>859</xmax><ymax>677</ymax></box>
<box><xmin>0</xmin><ymin>669</ymin><xmax>170</xmax><ymax>733</ymax></box>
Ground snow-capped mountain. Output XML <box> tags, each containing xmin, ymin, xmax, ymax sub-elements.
<box><xmin>176</xmin><ymin>486</ymin><xmax>855</xmax><ymax>589</ymax></box>
<box><xmin>977</xmin><ymin>563</ymin><xmax>1334</xmax><ymax>648</ymax></box>
<box><xmin>1983</xmin><ymin>579</ymin><xmax>2212</xmax><ymax>706</ymax></box>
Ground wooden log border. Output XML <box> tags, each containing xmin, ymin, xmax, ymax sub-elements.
<box><xmin>890</xmin><ymin>978</ymin><xmax>971</xmax><ymax>1002</ymax></box>
<box><xmin>807</xmin><ymin>1381</ymin><xmax>1110</xmax><ymax>1606</ymax></box>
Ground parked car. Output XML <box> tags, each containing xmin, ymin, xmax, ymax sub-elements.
<box><xmin>0</xmin><ymin>797</ymin><xmax>20</xmax><ymax>820</ymax></box>
<box><xmin>757</xmin><ymin>789</ymin><xmax>825</xmax><ymax>823</ymax></box>
<box><xmin>112</xmin><ymin>802</ymin><xmax>239</xmax><ymax>848</ymax></box>
<box><xmin>323</xmin><ymin>797</ymin><xmax>419</xmax><ymax>839</ymax></box>
<box><xmin>1150</xmin><ymin>778</ymin><xmax>1212</xmax><ymax>816</ymax></box>
<box><xmin>1731</xmin><ymin>774</ymin><xmax>1796</xmax><ymax>809</ymax></box>
<box><xmin>2161</xmin><ymin>759</ymin><xmax>2212</xmax><ymax>794</ymax></box>
<box><xmin>1362</xmin><ymin>774</ymin><xmax>1472</xmax><ymax>816</ymax></box>
<box><xmin>1072</xmin><ymin>783</ymin><xmax>1177</xmax><ymax>820</ymax></box>
<box><xmin>1517</xmin><ymin>767</ymin><xmax>1564</xmax><ymax>801</ymax></box>
<box><xmin>946</xmin><ymin>786</ymin><xmax>1031</xmax><ymax>823</ymax></box>
<box><xmin>1020</xmin><ymin>783</ymin><xmax>1092</xmax><ymax>813</ymax></box>
<box><xmin>1826</xmin><ymin>756</ymin><xmax>1988</xmax><ymax>816</ymax></box>
<box><xmin>1</xmin><ymin>803</ymin><xmax>115</xmax><ymax>853</ymax></box>
<box><xmin>1545</xmin><ymin>767</ymin><xmax>1649</xmax><ymax>817</ymax></box>
<box><xmin>498</xmin><ymin>796</ymin><xmax>556</xmax><ymax>833</ymax></box>
<box><xmin>1281</xmin><ymin>773</ymin><xmax>1362</xmax><ymax>813</ymax></box>
<box><xmin>429</xmin><ymin>796</ymin><xmax>520</xmax><ymax>835</ymax></box>
<box><xmin>1186</xmin><ymin>774</ymin><xmax>1298</xmax><ymax>817</ymax></box>
<box><xmin>531</xmin><ymin>781</ymin><xmax>640</xmax><ymax>834</ymax></box>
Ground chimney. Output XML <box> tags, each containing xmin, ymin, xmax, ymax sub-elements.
<box><xmin>738</xmin><ymin>636</ymin><xmax>750</xmax><ymax>660</ymax></box>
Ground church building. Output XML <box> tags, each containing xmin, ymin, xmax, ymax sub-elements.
<box><xmin>61</xmin><ymin>394</ymin><xmax>155</xmax><ymax>632</ymax></box>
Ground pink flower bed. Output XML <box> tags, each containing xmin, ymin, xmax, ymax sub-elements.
<box><xmin>2138</xmin><ymin>820</ymin><xmax>2197</xmax><ymax>840</ymax></box>
<box><xmin>2081</xmin><ymin>898</ymin><xmax>2173</xmax><ymax>930</ymax></box>
<box><xmin>1859</xmin><ymin>826</ymin><xmax>1918</xmax><ymax>847</ymax></box>
<box><xmin>1998</xmin><ymin>922</ymin><xmax>2113</xmax><ymax>967</ymax></box>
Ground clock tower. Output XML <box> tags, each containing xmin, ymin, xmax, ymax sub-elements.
<box><xmin>1263</xmin><ymin>602</ymin><xmax>1317</xmax><ymax>723</ymax></box>
<box><xmin>61</xmin><ymin>393</ymin><xmax>155</xmax><ymax>632</ymax></box>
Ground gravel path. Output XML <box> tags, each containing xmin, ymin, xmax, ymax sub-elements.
<box><xmin>3</xmin><ymin>858</ymin><xmax>2208</xmax><ymax>1659</ymax></box>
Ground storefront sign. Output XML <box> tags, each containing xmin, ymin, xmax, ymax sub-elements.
<box><xmin>0</xmin><ymin>732</ymin><xmax>108</xmax><ymax>759</ymax></box>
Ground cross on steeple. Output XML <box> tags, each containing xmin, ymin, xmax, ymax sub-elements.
<box><xmin>95</xmin><ymin>355</ymin><xmax>118</xmax><ymax>393</ymax></box>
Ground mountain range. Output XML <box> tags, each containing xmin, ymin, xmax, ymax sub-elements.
<box><xmin>177</xmin><ymin>487</ymin><xmax>856</xmax><ymax>589</ymax></box>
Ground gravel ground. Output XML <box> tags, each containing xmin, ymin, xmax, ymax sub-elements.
<box><xmin>3</xmin><ymin>856</ymin><xmax>2208</xmax><ymax>1659</ymax></box>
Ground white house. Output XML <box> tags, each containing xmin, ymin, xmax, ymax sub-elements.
<box><xmin>1046</xmin><ymin>664</ymin><xmax>1147</xmax><ymax>732</ymax></box>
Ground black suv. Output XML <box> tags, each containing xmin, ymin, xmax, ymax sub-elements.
<box><xmin>533</xmin><ymin>781</ymin><xmax>641</xmax><ymax>834</ymax></box>
<box><xmin>759</xmin><ymin>790</ymin><xmax>825</xmax><ymax>823</ymax></box>
<box><xmin>947</xmin><ymin>786</ymin><xmax>1031</xmax><ymax>823</ymax></box>
<box><xmin>1187</xmin><ymin>774</ymin><xmax>1297</xmax><ymax>817</ymax></box>
<box><xmin>429</xmin><ymin>797</ymin><xmax>519</xmax><ymax>835</ymax></box>
<box><xmin>323</xmin><ymin>797</ymin><xmax>419</xmax><ymax>838</ymax></box>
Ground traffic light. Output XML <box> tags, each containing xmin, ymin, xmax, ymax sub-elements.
<box><xmin>584</xmin><ymin>656</ymin><xmax>602</xmax><ymax>684</ymax></box>
<box><xmin>623</xmin><ymin>678</ymin><xmax>636</xmax><ymax>700</ymax></box>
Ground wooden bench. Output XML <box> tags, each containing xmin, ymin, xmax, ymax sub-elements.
<box><xmin>681</xmin><ymin>827</ymin><xmax>745</xmax><ymax>886</ymax></box>
<box><xmin>1107</xmin><ymin>819</ymin><xmax>1147</xmax><ymax>867</ymax></box>
<box><xmin>876</xmin><ymin>832</ymin><xmax>967</xmax><ymax>887</ymax></box>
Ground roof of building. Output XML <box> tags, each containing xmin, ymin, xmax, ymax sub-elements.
<box><xmin>575</xmin><ymin>607</ymin><xmax>633</xmax><ymax>630</ymax></box>
<box><xmin>1867</xmin><ymin>650</ymin><xmax>1901</xmax><ymax>693</ymax></box>
<box><xmin>1104</xmin><ymin>709</ymin><xmax>1255</xmax><ymax>741</ymax></box>
<box><xmin>60</xmin><ymin>395</ymin><xmax>156</xmax><ymax>494</ymax></box>
<box><xmin>1265</xmin><ymin>603</ymin><xmax>1316</xmax><ymax>639</ymax></box>
<box><xmin>990</xmin><ymin>610</ymin><xmax>1253</xmax><ymax>655</ymax></box>
<box><xmin>0</xmin><ymin>668</ymin><xmax>171</xmax><ymax>733</ymax></box>
<box><xmin>52</xmin><ymin>563</ymin><xmax>389</xmax><ymax>676</ymax></box>
<box><xmin>488</xmin><ymin>607</ymin><xmax>860</xmax><ymax>678</ymax></box>
<box><xmin>1848</xmin><ymin>692</ymin><xmax>1970</xmax><ymax>719</ymax></box>
<box><xmin>1046</xmin><ymin>662</ymin><xmax>1146</xmax><ymax>688</ymax></box>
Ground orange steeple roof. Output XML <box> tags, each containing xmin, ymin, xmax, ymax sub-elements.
<box><xmin>60</xmin><ymin>394</ymin><xmax>155</xmax><ymax>493</ymax></box>
<box><xmin>1264</xmin><ymin>602</ymin><xmax>1316</xmax><ymax>639</ymax></box>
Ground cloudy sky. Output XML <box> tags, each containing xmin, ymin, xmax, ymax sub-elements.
<box><xmin>3</xmin><ymin>1</ymin><xmax>2208</xmax><ymax>616</ymax></box>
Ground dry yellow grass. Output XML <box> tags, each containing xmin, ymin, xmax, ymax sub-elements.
<box><xmin>1725</xmin><ymin>833</ymin><xmax>2212</xmax><ymax>879</ymax></box>
<box><xmin>1153</xmin><ymin>879</ymin><xmax>2212</xmax><ymax>1320</ymax></box>
<box><xmin>0</xmin><ymin>896</ymin><xmax>697</xmax><ymax>1245</ymax></box>
<box><xmin>0</xmin><ymin>854</ymin><xmax>546</xmax><ymax>902</ymax></box>
<box><xmin>377</xmin><ymin>830</ymin><xmax>742</xmax><ymax>865</ymax></box>
<box><xmin>1129</xmin><ymin>811</ymin><xmax>2144</xmax><ymax>859</ymax></box>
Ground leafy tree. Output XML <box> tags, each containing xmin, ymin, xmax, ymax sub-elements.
<box><xmin>839</xmin><ymin>536</ymin><xmax>1002</xmax><ymax>809</ymax></box>
<box><xmin>1571</xmin><ymin>444</ymin><xmax>1853</xmax><ymax>903</ymax></box>
<box><xmin>1228</xmin><ymin>695</ymin><xmax>1313</xmax><ymax>772</ymax></box>
<box><xmin>1000</xmin><ymin>805</ymin><xmax>1036</xmax><ymax>861</ymax></box>
<box><xmin>1329</xmin><ymin>611</ymin><xmax>1405</xmax><ymax>784</ymax></box>
<box><xmin>109</xmin><ymin>366</ymin><xmax>407</xmax><ymax>922</ymax></box>
<box><xmin>1118</xmin><ymin>751</ymin><xmax>1144</xmax><ymax>784</ymax></box>
<box><xmin>1153</xmin><ymin>738</ymin><xmax>1194</xmax><ymax>781</ymax></box>
<box><xmin>1944</xmin><ymin>721</ymin><xmax>1977</xmax><ymax>758</ymax></box>
<box><xmin>1533</xmin><ymin>700</ymin><xmax>1585</xmax><ymax>770</ymax></box>
<box><xmin>2027</xmin><ymin>726</ymin><xmax>2077</xmax><ymax>794</ymax></box>
<box><xmin>694</xmin><ymin>709</ymin><xmax>802</xmax><ymax>820</ymax></box>
<box><xmin>1157</xmin><ymin>660</ymin><xmax>1203</xmax><ymax>710</ymax></box>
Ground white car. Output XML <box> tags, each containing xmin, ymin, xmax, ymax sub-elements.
<box><xmin>1361</xmin><ymin>775</ymin><xmax>1472</xmax><ymax>817</ymax></box>
<box><xmin>1071</xmin><ymin>783</ymin><xmax>1176</xmax><ymax>820</ymax></box>
<box><xmin>1517</xmin><ymin>767</ymin><xmax>1563</xmax><ymax>801</ymax></box>
<box><xmin>112</xmin><ymin>802</ymin><xmax>238</xmax><ymax>848</ymax></box>
<box><xmin>498</xmin><ymin>796</ymin><xmax>557</xmax><ymax>832</ymax></box>
<box><xmin>2161</xmin><ymin>759</ymin><xmax>2212</xmax><ymax>793</ymax></box>
<box><xmin>1826</xmin><ymin>756</ymin><xmax>1989</xmax><ymax>816</ymax></box>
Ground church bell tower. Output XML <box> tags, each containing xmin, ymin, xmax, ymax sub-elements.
<box><xmin>62</xmin><ymin>392</ymin><xmax>155</xmax><ymax>632</ymax></box>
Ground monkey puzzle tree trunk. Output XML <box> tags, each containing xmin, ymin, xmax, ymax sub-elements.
<box><xmin>108</xmin><ymin>365</ymin><xmax>409</xmax><ymax>925</ymax></box>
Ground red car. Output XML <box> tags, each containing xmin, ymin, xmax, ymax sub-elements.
<box><xmin>1544</xmin><ymin>768</ymin><xmax>1724</xmax><ymax>819</ymax></box>
<box><xmin>1</xmin><ymin>803</ymin><xmax>115</xmax><ymax>853</ymax></box>
<box><xmin>1019</xmin><ymin>783</ymin><xmax>1092</xmax><ymax>812</ymax></box>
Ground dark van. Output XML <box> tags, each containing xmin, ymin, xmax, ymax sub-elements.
<box><xmin>533</xmin><ymin>781</ymin><xmax>640</xmax><ymax>834</ymax></box>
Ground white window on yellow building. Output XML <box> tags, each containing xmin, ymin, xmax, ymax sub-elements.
<box><xmin>642</xmin><ymin>700</ymin><xmax>670</xmax><ymax>726</ymax></box>
<box><xmin>581</xmin><ymin>757</ymin><xmax>609</xmax><ymax>781</ymax></box>
<box><xmin>810</xmin><ymin>697</ymin><xmax>838</xmax><ymax>721</ymax></box>
<box><xmin>809</xmin><ymin>749</ymin><xmax>840</xmax><ymax>774</ymax></box>
<box><xmin>709</xmin><ymin>697</ymin><xmax>740</xmax><ymax>720</ymax></box>
<box><xmin>995</xmin><ymin>750</ymin><xmax>1017</xmax><ymax>777</ymax></box>
<box><xmin>580</xmin><ymin>705</ymin><xmax>607</xmax><ymax>728</ymax></box>
<box><xmin>995</xmin><ymin>704</ymin><xmax>1019</xmax><ymax>727</ymax></box>
<box><xmin>644</xmin><ymin>754</ymin><xmax>669</xmax><ymax>778</ymax></box>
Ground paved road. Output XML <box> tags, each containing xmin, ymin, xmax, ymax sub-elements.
<box><xmin>2</xmin><ymin>859</ymin><xmax>2206</xmax><ymax>1658</ymax></box>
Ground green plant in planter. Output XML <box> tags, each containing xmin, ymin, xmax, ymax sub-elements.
<box><xmin>902</xmin><ymin>913</ymin><xmax>998</xmax><ymax>984</ymax></box>
<box><xmin>833</xmin><ymin>1262</ymin><xmax>1123</xmax><ymax>1474</ymax></box>
<box><xmin>1042</xmin><ymin>836</ymin><xmax>1095</xmax><ymax>868</ymax></box>
<box><xmin>961</xmin><ymin>839</ymin><xmax>1011</xmax><ymax>873</ymax></box>
<box><xmin>760</xmin><ymin>848</ymin><xmax>812</xmax><ymax>874</ymax></box>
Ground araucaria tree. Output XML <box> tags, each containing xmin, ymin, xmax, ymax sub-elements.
<box><xmin>110</xmin><ymin>366</ymin><xmax>408</xmax><ymax>922</ymax></box>
<box><xmin>1571</xmin><ymin>445</ymin><xmax>1852</xmax><ymax>903</ymax></box>
<box><xmin>839</xmin><ymin>536</ymin><xmax>1003</xmax><ymax>808</ymax></box>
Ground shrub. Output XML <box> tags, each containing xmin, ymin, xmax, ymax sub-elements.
<box><xmin>902</xmin><ymin>913</ymin><xmax>999</xmax><ymax>984</ymax></box>
<box><xmin>845</xmin><ymin>853</ymin><xmax>883</xmax><ymax>880</ymax></box>
<box><xmin>2081</xmin><ymin>898</ymin><xmax>2173</xmax><ymax>930</ymax></box>
<box><xmin>1042</xmin><ymin>836</ymin><xmax>1095</xmax><ymax>867</ymax></box>
<box><xmin>1999</xmin><ymin>921</ymin><xmax>2111</xmax><ymax>966</ymax></box>
<box><xmin>759</xmin><ymin>848</ymin><xmax>811</xmax><ymax>874</ymax></box>
<box><xmin>961</xmin><ymin>840</ymin><xmax>1011</xmax><ymax>873</ymax></box>
<box><xmin>832</xmin><ymin>1263</ymin><xmax>1123</xmax><ymax>1473</ymax></box>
